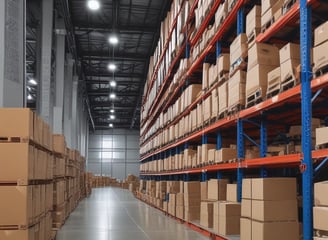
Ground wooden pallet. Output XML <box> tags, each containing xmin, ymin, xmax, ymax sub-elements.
<box><xmin>247</xmin><ymin>28</ymin><xmax>261</xmax><ymax>45</ymax></box>
<box><xmin>228</xmin><ymin>104</ymin><xmax>244</xmax><ymax>116</ymax></box>
<box><xmin>280</xmin><ymin>76</ymin><xmax>298</xmax><ymax>92</ymax></box>
<box><xmin>282</xmin><ymin>0</ymin><xmax>297</xmax><ymax>15</ymax></box>
<box><xmin>261</xmin><ymin>17</ymin><xmax>275</xmax><ymax>33</ymax></box>
<box><xmin>228</xmin><ymin>0</ymin><xmax>237</xmax><ymax>12</ymax></box>
<box><xmin>218</xmin><ymin>108</ymin><xmax>228</xmax><ymax>119</ymax></box>
<box><xmin>314</xmin><ymin>64</ymin><xmax>328</xmax><ymax>78</ymax></box>
<box><xmin>246</xmin><ymin>89</ymin><xmax>263</xmax><ymax>108</ymax></box>
<box><xmin>0</xmin><ymin>136</ymin><xmax>30</xmax><ymax>143</ymax></box>
<box><xmin>218</xmin><ymin>71</ymin><xmax>229</xmax><ymax>84</ymax></box>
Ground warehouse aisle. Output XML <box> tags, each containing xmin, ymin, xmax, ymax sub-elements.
<box><xmin>56</xmin><ymin>187</ymin><xmax>209</xmax><ymax>240</ymax></box>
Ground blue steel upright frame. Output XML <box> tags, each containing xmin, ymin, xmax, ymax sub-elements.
<box><xmin>300</xmin><ymin>0</ymin><xmax>313</xmax><ymax>239</ymax></box>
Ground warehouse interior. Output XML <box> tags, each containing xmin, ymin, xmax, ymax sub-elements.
<box><xmin>1</xmin><ymin>0</ymin><xmax>328</xmax><ymax>239</ymax></box>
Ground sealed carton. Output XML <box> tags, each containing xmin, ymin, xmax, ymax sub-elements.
<box><xmin>230</xmin><ymin>34</ymin><xmax>248</xmax><ymax>64</ymax></box>
<box><xmin>240</xmin><ymin>218</ymin><xmax>252</xmax><ymax>240</ymax></box>
<box><xmin>226</xmin><ymin>184</ymin><xmax>238</xmax><ymax>202</ymax></box>
<box><xmin>314</xmin><ymin>41</ymin><xmax>328</xmax><ymax>72</ymax></box>
<box><xmin>200</xmin><ymin>201</ymin><xmax>214</xmax><ymax>228</ymax></box>
<box><xmin>241</xmin><ymin>199</ymin><xmax>252</xmax><ymax>218</ymax></box>
<box><xmin>261</xmin><ymin>0</ymin><xmax>276</xmax><ymax>15</ymax></box>
<box><xmin>242</xmin><ymin>178</ymin><xmax>252</xmax><ymax>199</ymax></box>
<box><xmin>215</xmin><ymin>148</ymin><xmax>237</xmax><ymax>163</ymax></box>
<box><xmin>252</xmin><ymin>220</ymin><xmax>299</xmax><ymax>240</ymax></box>
<box><xmin>246</xmin><ymin>6</ymin><xmax>261</xmax><ymax>36</ymax></box>
<box><xmin>267</xmin><ymin>67</ymin><xmax>281</xmax><ymax>93</ymax></box>
<box><xmin>228</xmin><ymin>70</ymin><xmax>246</xmax><ymax>108</ymax></box>
<box><xmin>280</xmin><ymin>59</ymin><xmax>300</xmax><ymax>83</ymax></box>
<box><xmin>201</xmin><ymin>144</ymin><xmax>216</xmax><ymax>164</ymax></box>
<box><xmin>207</xmin><ymin>179</ymin><xmax>228</xmax><ymax>201</ymax></box>
<box><xmin>201</xmin><ymin>181</ymin><xmax>208</xmax><ymax>201</ymax></box>
<box><xmin>279</xmin><ymin>43</ymin><xmax>300</xmax><ymax>63</ymax></box>
<box><xmin>219</xmin><ymin>82</ymin><xmax>228</xmax><ymax>114</ymax></box>
<box><xmin>316</xmin><ymin>127</ymin><xmax>328</xmax><ymax>146</ymax></box>
<box><xmin>248</xmin><ymin>43</ymin><xmax>279</xmax><ymax>70</ymax></box>
<box><xmin>314</xmin><ymin>21</ymin><xmax>328</xmax><ymax>46</ymax></box>
<box><xmin>315</xmin><ymin>181</ymin><xmax>328</xmax><ymax>206</ymax></box>
<box><xmin>217</xmin><ymin>54</ymin><xmax>230</xmax><ymax>74</ymax></box>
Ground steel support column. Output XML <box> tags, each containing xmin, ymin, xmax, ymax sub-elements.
<box><xmin>237</xmin><ymin>7</ymin><xmax>245</xmax><ymax>34</ymax></box>
<box><xmin>260</xmin><ymin>114</ymin><xmax>267</xmax><ymax>177</ymax></box>
<box><xmin>300</xmin><ymin>0</ymin><xmax>313</xmax><ymax>239</ymax></box>
<box><xmin>237</xmin><ymin>119</ymin><xmax>244</xmax><ymax>202</ymax></box>
<box><xmin>216</xmin><ymin>41</ymin><xmax>221</xmax><ymax>58</ymax></box>
<box><xmin>71</xmin><ymin>77</ymin><xmax>78</xmax><ymax>149</ymax></box>
<box><xmin>216</xmin><ymin>131</ymin><xmax>222</xmax><ymax>150</ymax></box>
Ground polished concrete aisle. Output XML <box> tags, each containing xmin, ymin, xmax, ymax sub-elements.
<box><xmin>56</xmin><ymin>187</ymin><xmax>209</xmax><ymax>240</ymax></box>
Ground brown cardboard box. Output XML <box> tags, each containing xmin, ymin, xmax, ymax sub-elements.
<box><xmin>316</xmin><ymin>127</ymin><xmax>328</xmax><ymax>146</ymax></box>
<box><xmin>202</xmin><ymin>144</ymin><xmax>216</xmax><ymax>164</ymax></box>
<box><xmin>176</xmin><ymin>193</ymin><xmax>184</xmax><ymax>206</ymax></box>
<box><xmin>242</xmin><ymin>179</ymin><xmax>252</xmax><ymax>199</ymax></box>
<box><xmin>211</xmin><ymin>94</ymin><xmax>219</xmax><ymax>118</ymax></box>
<box><xmin>218</xmin><ymin>216</ymin><xmax>240</xmax><ymax>235</ymax></box>
<box><xmin>315</xmin><ymin>181</ymin><xmax>328</xmax><ymax>206</ymax></box>
<box><xmin>267</xmin><ymin>67</ymin><xmax>281</xmax><ymax>87</ymax></box>
<box><xmin>227</xmin><ymin>184</ymin><xmax>237</xmax><ymax>202</ymax></box>
<box><xmin>246</xmin><ymin>64</ymin><xmax>276</xmax><ymax>98</ymax></box>
<box><xmin>201</xmin><ymin>182</ymin><xmax>208</xmax><ymax>201</ymax></box>
<box><xmin>186</xmin><ymin>84</ymin><xmax>202</xmax><ymax>106</ymax></box>
<box><xmin>314</xmin><ymin>21</ymin><xmax>328</xmax><ymax>46</ymax></box>
<box><xmin>203</xmin><ymin>96</ymin><xmax>212</xmax><ymax>123</ymax></box>
<box><xmin>280</xmin><ymin>59</ymin><xmax>300</xmax><ymax>82</ymax></box>
<box><xmin>314</xmin><ymin>207</ymin><xmax>328</xmax><ymax>231</ymax></box>
<box><xmin>241</xmin><ymin>199</ymin><xmax>252</xmax><ymax>218</ymax></box>
<box><xmin>203</xmin><ymin>63</ymin><xmax>210</xmax><ymax>90</ymax></box>
<box><xmin>0</xmin><ymin>143</ymin><xmax>34</xmax><ymax>184</ymax></box>
<box><xmin>0</xmin><ymin>108</ymin><xmax>34</xmax><ymax>140</ymax></box>
<box><xmin>219</xmin><ymin>202</ymin><xmax>241</xmax><ymax>216</ymax></box>
<box><xmin>0</xmin><ymin>228</ymin><xmax>35</xmax><ymax>240</ymax></box>
<box><xmin>215</xmin><ymin>1</ymin><xmax>228</xmax><ymax>29</ymax></box>
<box><xmin>184</xmin><ymin>206</ymin><xmax>200</xmax><ymax>221</ymax></box>
<box><xmin>200</xmin><ymin>201</ymin><xmax>214</xmax><ymax>228</ymax></box>
<box><xmin>215</xmin><ymin>148</ymin><xmax>237</xmax><ymax>163</ymax></box>
<box><xmin>246</xmin><ymin>5</ymin><xmax>261</xmax><ymax>36</ymax></box>
<box><xmin>219</xmin><ymin>82</ymin><xmax>228</xmax><ymax>114</ymax></box>
<box><xmin>208</xmin><ymin>149</ymin><xmax>216</xmax><ymax>163</ymax></box>
<box><xmin>184</xmin><ymin>181</ymin><xmax>200</xmax><ymax>195</ymax></box>
<box><xmin>251</xmin><ymin>178</ymin><xmax>297</xmax><ymax>200</ymax></box>
<box><xmin>228</xmin><ymin>70</ymin><xmax>246</xmax><ymax>108</ymax></box>
<box><xmin>230</xmin><ymin>34</ymin><xmax>248</xmax><ymax>64</ymax></box>
<box><xmin>252</xmin><ymin>220</ymin><xmax>299</xmax><ymax>240</ymax></box>
<box><xmin>248</xmin><ymin>43</ymin><xmax>279</xmax><ymax>70</ymax></box>
<box><xmin>240</xmin><ymin>218</ymin><xmax>252</xmax><ymax>240</ymax></box>
<box><xmin>261</xmin><ymin>0</ymin><xmax>276</xmax><ymax>15</ymax></box>
<box><xmin>176</xmin><ymin>206</ymin><xmax>184</xmax><ymax>219</ymax></box>
<box><xmin>197</xmin><ymin>103</ymin><xmax>203</xmax><ymax>127</ymax></box>
<box><xmin>207</xmin><ymin>179</ymin><xmax>228</xmax><ymax>201</ymax></box>
<box><xmin>313</xmin><ymin>40</ymin><xmax>328</xmax><ymax>71</ymax></box>
<box><xmin>279</xmin><ymin>43</ymin><xmax>300</xmax><ymax>63</ymax></box>
<box><xmin>0</xmin><ymin>186</ymin><xmax>33</xmax><ymax>226</ymax></box>
<box><xmin>217</xmin><ymin>54</ymin><xmax>230</xmax><ymax>73</ymax></box>
<box><xmin>252</xmin><ymin>199</ymin><xmax>298</xmax><ymax>221</ymax></box>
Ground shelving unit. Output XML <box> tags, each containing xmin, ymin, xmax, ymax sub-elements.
<box><xmin>140</xmin><ymin>0</ymin><xmax>328</xmax><ymax>239</ymax></box>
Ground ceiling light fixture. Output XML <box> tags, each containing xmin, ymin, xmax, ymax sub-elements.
<box><xmin>27</xmin><ymin>94</ymin><xmax>33</xmax><ymax>100</ymax></box>
<box><xmin>109</xmin><ymin>93</ymin><xmax>116</xmax><ymax>99</ymax></box>
<box><xmin>29</xmin><ymin>78</ymin><xmax>37</xmax><ymax>85</ymax></box>
<box><xmin>109</xmin><ymin>123</ymin><xmax>113</xmax><ymax>128</ymax></box>
<box><xmin>110</xmin><ymin>109</ymin><xmax>115</xmax><ymax>113</ymax></box>
<box><xmin>109</xmin><ymin>35</ymin><xmax>119</xmax><ymax>45</ymax></box>
<box><xmin>110</xmin><ymin>115</ymin><xmax>115</xmax><ymax>120</ymax></box>
<box><xmin>108</xmin><ymin>63</ymin><xmax>116</xmax><ymax>71</ymax></box>
<box><xmin>110</xmin><ymin>81</ymin><xmax>116</xmax><ymax>87</ymax></box>
<box><xmin>87</xmin><ymin>0</ymin><xmax>100</xmax><ymax>11</ymax></box>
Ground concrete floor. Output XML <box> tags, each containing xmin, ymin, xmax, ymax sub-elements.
<box><xmin>56</xmin><ymin>187</ymin><xmax>210</xmax><ymax>240</ymax></box>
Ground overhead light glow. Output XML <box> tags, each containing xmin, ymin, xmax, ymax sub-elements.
<box><xmin>27</xmin><ymin>94</ymin><xmax>33</xmax><ymax>100</ymax></box>
<box><xmin>109</xmin><ymin>123</ymin><xmax>113</xmax><ymax>128</ymax></box>
<box><xmin>109</xmin><ymin>93</ymin><xmax>116</xmax><ymax>99</ymax></box>
<box><xmin>110</xmin><ymin>81</ymin><xmax>116</xmax><ymax>87</ymax></box>
<box><xmin>109</xmin><ymin>35</ymin><xmax>119</xmax><ymax>45</ymax></box>
<box><xmin>29</xmin><ymin>79</ymin><xmax>37</xmax><ymax>85</ymax></box>
<box><xmin>110</xmin><ymin>115</ymin><xmax>115</xmax><ymax>120</ymax></box>
<box><xmin>110</xmin><ymin>109</ymin><xmax>115</xmax><ymax>113</ymax></box>
<box><xmin>87</xmin><ymin>0</ymin><xmax>100</xmax><ymax>11</ymax></box>
<box><xmin>108</xmin><ymin>63</ymin><xmax>116</xmax><ymax>71</ymax></box>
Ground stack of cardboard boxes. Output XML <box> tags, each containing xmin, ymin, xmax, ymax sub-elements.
<box><xmin>184</xmin><ymin>181</ymin><xmax>201</xmax><ymax>222</ymax></box>
<box><xmin>241</xmin><ymin>178</ymin><xmax>299</xmax><ymax>240</ymax></box>
<box><xmin>246</xmin><ymin>43</ymin><xmax>279</xmax><ymax>107</ymax></box>
<box><xmin>246</xmin><ymin>6</ymin><xmax>261</xmax><ymax>47</ymax></box>
<box><xmin>313</xmin><ymin>181</ymin><xmax>328</xmax><ymax>239</ymax></box>
<box><xmin>260</xmin><ymin>0</ymin><xmax>283</xmax><ymax>32</ymax></box>
<box><xmin>313</xmin><ymin>21</ymin><xmax>328</xmax><ymax>75</ymax></box>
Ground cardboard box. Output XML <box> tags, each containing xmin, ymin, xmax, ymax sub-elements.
<box><xmin>248</xmin><ymin>43</ymin><xmax>279</xmax><ymax>70</ymax></box>
<box><xmin>218</xmin><ymin>216</ymin><xmax>240</xmax><ymax>235</ymax></box>
<box><xmin>201</xmin><ymin>182</ymin><xmax>208</xmax><ymax>201</ymax></box>
<box><xmin>226</xmin><ymin>184</ymin><xmax>237</xmax><ymax>202</ymax></box>
<box><xmin>314</xmin><ymin>21</ymin><xmax>328</xmax><ymax>46</ymax></box>
<box><xmin>251</xmin><ymin>178</ymin><xmax>297</xmax><ymax>200</ymax></box>
<box><xmin>230</xmin><ymin>34</ymin><xmax>248</xmax><ymax>64</ymax></box>
<box><xmin>217</xmin><ymin>54</ymin><xmax>230</xmax><ymax>73</ymax></box>
<box><xmin>246</xmin><ymin>6</ymin><xmax>261</xmax><ymax>36</ymax></box>
<box><xmin>219</xmin><ymin>81</ymin><xmax>228</xmax><ymax>114</ymax></box>
<box><xmin>267</xmin><ymin>67</ymin><xmax>281</xmax><ymax>86</ymax></box>
<box><xmin>316</xmin><ymin>127</ymin><xmax>328</xmax><ymax>146</ymax></box>
<box><xmin>215</xmin><ymin>148</ymin><xmax>237</xmax><ymax>163</ymax></box>
<box><xmin>280</xmin><ymin>58</ymin><xmax>300</xmax><ymax>82</ymax></box>
<box><xmin>208</xmin><ymin>149</ymin><xmax>216</xmax><ymax>162</ymax></box>
<box><xmin>186</xmin><ymin>84</ymin><xmax>202</xmax><ymax>106</ymax></box>
<box><xmin>176</xmin><ymin>206</ymin><xmax>184</xmax><ymax>219</ymax></box>
<box><xmin>228</xmin><ymin>70</ymin><xmax>246</xmax><ymax>107</ymax></box>
<box><xmin>0</xmin><ymin>143</ymin><xmax>34</xmax><ymax>184</ymax></box>
<box><xmin>242</xmin><ymin>179</ymin><xmax>252</xmax><ymax>199</ymax></box>
<box><xmin>261</xmin><ymin>0</ymin><xmax>276</xmax><ymax>15</ymax></box>
<box><xmin>0</xmin><ymin>228</ymin><xmax>35</xmax><ymax>240</ymax></box>
<box><xmin>202</xmin><ymin>144</ymin><xmax>216</xmax><ymax>164</ymax></box>
<box><xmin>203</xmin><ymin>96</ymin><xmax>212</xmax><ymax>123</ymax></box>
<box><xmin>176</xmin><ymin>193</ymin><xmax>184</xmax><ymax>206</ymax></box>
<box><xmin>314</xmin><ymin>40</ymin><xmax>328</xmax><ymax>71</ymax></box>
<box><xmin>246</xmin><ymin>64</ymin><xmax>276</xmax><ymax>98</ymax></box>
<box><xmin>240</xmin><ymin>218</ymin><xmax>252</xmax><ymax>240</ymax></box>
<box><xmin>252</xmin><ymin>220</ymin><xmax>299</xmax><ymax>240</ymax></box>
<box><xmin>207</xmin><ymin>179</ymin><xmax>228</xmax><ymax>201</ymax></box>
<box><xmin>219</xmin><ymin>202</ymin><xmax>241</xmax><ymax>217</ymax></box>
<box><xmin>279</xmin><ymin>43</ymin><xmax>300</xmax><ymax>63</ymax></box>
<box><xmin>241</xmin><ymin>199</ymin><xmax>252</xmax><ymax>218</ymax></box>
<box><xmin>0</xmin><ymin>108</ymin><xmax>34</xmax><ymax>140</ymax></box>
<box><xmin>184</xmin><ymin>206</ymin><xmax>200</xmax><ymax>221</ymax></box>
<box><xmin>0</xmin><ymin>186</ymin><xmax>33</xmax><ymax>226</ymax></box>
<box><xmin>211</xmin><ymin>95</ymin><xmax>219</xmax><ymax>118</ymax></box>
<box><xmin>252</xmin><ymin>199</ymin><xmax>298</xmax><ymax>221</ymax></box>
<box><xmin>203</xmin><ymin>63</ymin><xmax>210</xmax><ymax>90</ymax></box>
<box><xmin>314</xmin><ymin>207</ymin><xmax>328</xmax><ymax>231</ymax></box>
<box><xmin>200</xmin><ymin>201</ymin><xmax>214</xmax><ymax>228</ymax></box>
<box><xmin>315</xmin><ymin>181</ymin><xmax>328</xmax><ymax>206</ymax></box>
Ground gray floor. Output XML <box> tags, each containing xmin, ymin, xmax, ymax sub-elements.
<box><xmin>56</xmin><ymin>187</ymin><xmax>210</xmax><ymax>240</ymax></box>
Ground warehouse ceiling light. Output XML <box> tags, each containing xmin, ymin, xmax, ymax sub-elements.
<box><xmin>108</xmin><ymin>35</ymin><xmax>119</xmax><ymax>45</ymax></box>
<box><xmin>107</xmin><ymin>63</ymin><xmax>116</xmax><ymax>71</ymax></box>
<box><xmin>110</xmin><ymin>80</ymin><xmax>116</xmax><ymax>87</ymax></box>
<box><xmin>27</xmin><ymin>94</ymin><xmax>33</xmax><ymax>100</ymax></box>
<box><xmin>109</xmin><ymin>93</ymin><xmax>116</xmax><ymax>99</ymax></box>
<box><xmin>87</xmin><ymin>0</ymin><xmax>100</xmax><ymax>11</ymax></box>
<box><xmin>110</xmin><ymin>115</ymin><xmax>115</xmax><ymax>120</ymax></box>
<box><xmin>110</xmin><ymin>109</ymin><xmax>115</xmax><ymax>113</ymax></box>
<box><xmin>29</xmin><ymin>78</ymin><xmax>37</xmax><ymax>85</ymax></box>
<box><xmin>109</xmin><ymin>123</ymin><xmax>113</xmax><ymax>128</ymax></box>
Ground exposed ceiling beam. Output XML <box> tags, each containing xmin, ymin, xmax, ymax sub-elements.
<box><xmin>84</xmin><ymin>72</ymin><xmax>144</xmax><ymax>78</ymax></box>
<box><xmin>88</xmin><ymin>91</ymin><xmax>140</xmax><ymax>96</ymax></box>
<box><xmin>81</xmin><ymin>53</ymin><xmax>147</xmax><ymax>62</ymax></box>
<box><xmin>86</xmin><ymin>80</ymin><xmax>141</xmax><ymax>85</ymax></box>
<box><xmin>74</xmin><ymin>24</ymin><xmax>157</xmax><ymax>34</ymax></box>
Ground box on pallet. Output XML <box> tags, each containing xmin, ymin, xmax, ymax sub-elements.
<box><xmin>248</xmin><ymin>43</ymin><xmax>279</xmax><ymax>70</ymax></box>
<box><xmin>218</xmin><ymin>82</ymin><xmax>228</xmax><ymax>114</ymax></box>
<box><xmin>315</xmin><ymin>181</ymin><xmax>328</xmax><ymax>206</ymax></box>
<box><xmin>200</xmin><ymin>201</ymin><xmax>214</xmax><ymax>228</ymax></box>
<box><xmin>314</xmin><ymin>21</ymin><xmax>328</xmax><ymax>47</ymax></box>
<box><xmin>215</xmin><ymin>148</ymin><xmax>237</xmax><ymax>163</ymax></box>
<box><xmin>230</xmin><ymin>34</ymin><xmax>248</xmax><ymax>64</ymax></box>
<box><xmin>207</xmin><ymin>179</ymin><xmax>228</xmax><ymax>201</ymax></box>
<box><xmin>252</xmin><ymin>220</ymin><xmax>299</xmax><ymax>240</ymax></box>
<box><xmin>201</xmin><ymin>144</ymin><xmax>216</xmax><ymax>164</ymax></box>
<box><xmin>228</xmin><ymin>70</ymin><xmax>246</xmax><ymax>109</ymax></box>
<box><xmin>216</xmin><ymin>202</ymin><xmax>241</xmax><ymax>235</ymax></box>
<box><xmin>246</xmin><ymin>5</ymin><xmax>261</xmax><ymax>37</ymax></box>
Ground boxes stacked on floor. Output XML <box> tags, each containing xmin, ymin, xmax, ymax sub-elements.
<box><xmin>184</xmin><ymin>182</ymin><xmax>201</xmax><ymax>222</ymax></box>
<box><xmin>313</xmin><ymin>181</ymin><xmax>328</xmax><ymax>239</ymax></box>
<box><xmin>279</xmin><ymin>43</ymin><xmax>301</xmax><ymax>92</ymax></box>
<box><xmin>313</xmin><ymin>21</ymin><xmax>328</xmax><ymax>76</ymax></box>
<box><xmin>246</xmin><ymin>43</ymin><xmax>279</xmax><ymax>107</ymax></box>
<box><xmin>240</xmin><ymin>178</ymin><xmax>299</xmax><ymax>240</ymax></box>
<box><xmin>246</xmin><ymin>6</ymin><xmax>261</xmax><ymax>47</ymax></box>
<box><xmin>0</xmin><ymin>109</ymin><xmax>53</xmax><ymax>240</ymax></box>
<box><xmin>228</xmin><ymin>34</ymin><xmax>248</xmax><ymax>112</ymax></box>
<box><xmin>261</xmin><ymin>0</ymin><xmax>284</xmax><ymax>32</ymax></box>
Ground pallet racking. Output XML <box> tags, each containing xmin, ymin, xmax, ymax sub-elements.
<box><xmin>140</xmin><ymin>0</ymin><xmax>328</xmax><ymax>239</ymax></box>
